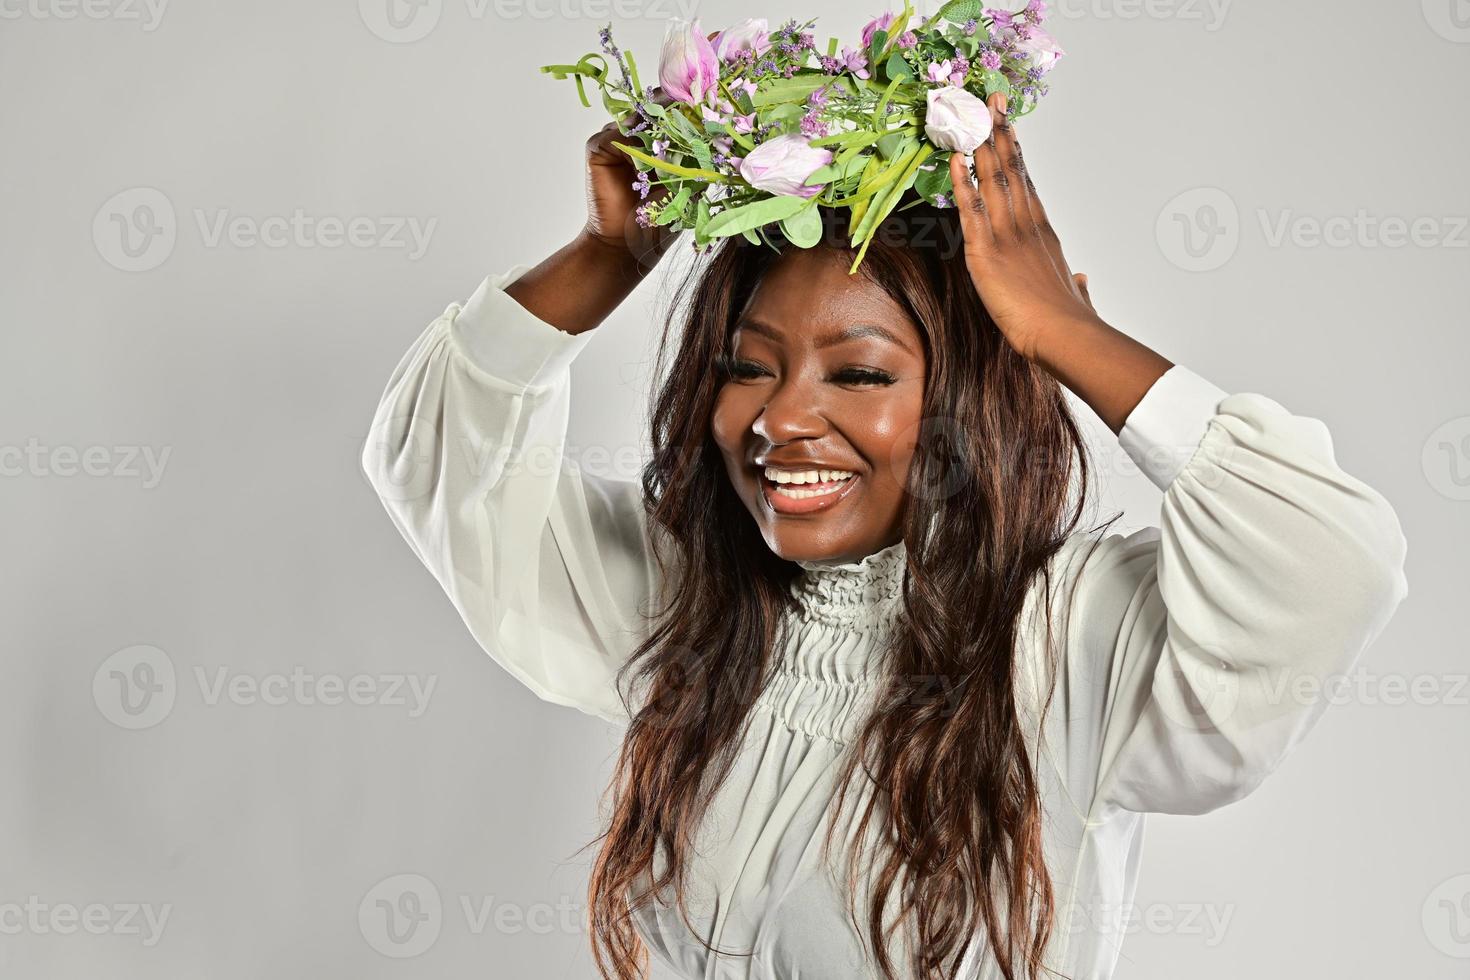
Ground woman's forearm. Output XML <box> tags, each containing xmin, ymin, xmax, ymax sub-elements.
<box><xmin>503</xmin><ymin>230</ymin><xmax>654</xmax><ymax>336</ymax></box>
<box><xmin>1028</xmin><ymin>314</ymin><xmax>1176</xmax><ymax>436</ymax></box>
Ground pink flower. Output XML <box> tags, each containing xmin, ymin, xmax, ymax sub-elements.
<box><xmin>738</xmin><ymin>134</ymin><xmax>834</xmax><ymax>199</ymax></box>
<box><xmin>926</xmin><ymin>59</ymin><xmax>954</xmax><ymax>83</ymax></box>
<box><xmin>658</xmin><ymin>18</ymin><xmax>719</xmax><ymax>104</ymax></box>
<box><xmin>924</xmin><ymin>85</ymin><xmax>993</xmax><ymax>152</ymax></box>
<box><xmin>860</xmin><ymin>10</ymin><xmax>921</xmax><ymax>49</ymax></box>
<box><xmin>713</xmin><ymin>18</ymin><xmax>771</xmax><ymax>62</ymax></box>
<box><xmin>841</xmin><ymin>46</ymin><xmax>870</xmax><ymax>79</ymax></box>
<box><xmin>1015</xmin><ymin>24</ymin><xmax>1065</xmax><ymax>73</ymax></box>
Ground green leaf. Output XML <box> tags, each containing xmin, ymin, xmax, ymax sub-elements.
<box><xmin>885</xmin><ymin>52</ymin><xmax>914</xmax><ymax>80</ymax></box>
<box><xmin>655</xmin><ymin>185</ymin><xmax>693</xmax><ymax>226</ymax></box>
<box><xmin>750</xmin><ymin>74</ymin><xmax>855</xmax><ymax>107</ymax></box>
<box><xmin>612</xmin><ymin>142</ymin><xmax>729</xmax><ymax>182</ymax></box>
<box><xmin>936</xmin><ymin>0</ymin><xmax>982</xmax><ymax>23</ymax></box>
<box><xmin>742</xmin><ymin>227</ymin><xmax>762</xmax><ymax>245</ymax></box>
<box><xmin>867</xmin><ymin>29</ymin><xmax>889</xmax><ymax>67</ymax></box>
<box><xmin>703</xmin><ymin>195</ymin><xmax>812</xmax><ymax>239</ymax></box>
<box><xmin>980</xmin><ymin>69</ymin><xmax>1011</xmax><ymax>100</ymax></box>
<box><xmin>914</xmin><ymin>154</ymin><xmax>954</xmax><ymax>199</ymax></box>
<box><xmin>780</xmin><ymin>203</ymin><xmax>823</xmax><ymax>248</ymax></box>
<box><xmin>876</xmin><ymin>130</ymin><xmax>916</xmax><ymax>160</ymax></box>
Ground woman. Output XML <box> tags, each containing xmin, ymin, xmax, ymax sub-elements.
<box><xmin>360</xmin><ymin>92</ymin><xmax>1408</xmax><ymax>980</ymax></box>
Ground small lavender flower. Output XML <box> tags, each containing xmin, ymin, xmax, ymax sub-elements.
<box><xmin>819</xmin><ymin>54</ymin><xmax>842</xmax><ymax>74</ymax></box>
<box><xmin>935</xmin><ymin>194</ymin><xmax>951</xmax><ymax>208</ymax></box>
<box><xmin>896</xmin><ymin>31</ymin><xmax>919</xmax><ymax>49</ymax></box>
<box><xmin>634</xmin><ymin>202</ymin><xmax>654</xmax><ymax>228</ymax></box>
<box><xmin>652</xmin><ymin>138</ymin><xmax>670</xmax><ymax>158</ymax></box>
<box><xmin>963</xmin><ymin>18</ymin><xmax>978</xmax><ymax>35</ymax></box>
<box><xmin>981</xmin><ymin>50</ymin><xmax>1002</xmax><ymax>71</ymax></box>
<box><xmin>598</xmin><ymin>25</ymin><xmax>618</xmax><ymax>56</ymax></box>
<box><xmin>799</xmin><ymin>112</ymin><xmax>829</xmax><ymax>138</ymax></box>
<box><xmin>631</xmin><ymin>171</ymin><xmax>651</xmax><ymax>199</ymax></box>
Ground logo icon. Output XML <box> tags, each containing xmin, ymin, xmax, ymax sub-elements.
<box><xmin>1423</xmin><ymin>874</ymin><xmax>1470</xmax><ymax>958</ymax></box>
<box><xmin>93</xmin><ymin>645</ymin><xmax>177</xmax><ymax>730</ymax></box>
<box><xmin>359</xmin><ymin>873</ymin><xmax>443</xmax><ymax>957</ymax></box>
<box><xmin>1423</xmin><ymin>0</ymin><xmax>1470</xmax><ymax>42</ymax></box>
<box><xmin>93</xmin><ymin>188</ymin><xmax>176</xmax><ymax>272</ymax></box>
<box><xmin>1423</xmin><ymin>416</ymin><xmax>1470</xmax><ymax>501</ymax></box>
<box><xmin>1157</xmin><ymin>187</ymin><xmax>1239</xmax><ymax>272</ymax></box>
<box><xmin>359</xmin><ymin>0</ymin><xmax>442</xmax><ymax>43</ymax></box>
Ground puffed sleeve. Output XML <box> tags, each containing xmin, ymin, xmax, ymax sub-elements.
<box><xmin>360</xmin><ymin>265</ymin><xmax>661</xmax><ymax>725</ymax></box>
<box><xmin>1024</xmin><ymin>365</ymin><xmax>1409</xmax><ymax>819</ymax></box>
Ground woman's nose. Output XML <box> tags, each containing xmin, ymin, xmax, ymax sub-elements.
<box><xmin>751</xmin><ymin>376</ymin><xmax>826</xmax><ymax>444</ymax></box>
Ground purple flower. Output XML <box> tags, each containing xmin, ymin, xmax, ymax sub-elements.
<box><xmin>1015</xmin><ymin>25</ymin><xmax>1065</xmax><ymax>73</ymax></box>
<box><xmin>632</xmin><ymin>171</ymin><xmax>652</xmax><ymax>199</ymax></box>
<box><xmin>926</xmin><ymin>60</ymin><xmax>954</xmax><ymax>83</ymax></box>
<box><xmin>819</xmin><ymin>54</ymin><xmax>842</xmax><ymax>73</ymax></box>
<box><xmin>963</xmin><ymin>18</ymin><xmax>978</xmax><ymax>35</ymax></box>
<box><xmin>738</xmin><ymin>133</ymin><xmax>834</xmax><ymax>198</ymax></box>
<box><xmin>980</xmin><ymin>50</ymin><xmax>1002</xmax><ymax>70</ymax></box>
<box><xmin>935</xmin><ymin>194</ymin><xmax>951</xmax><ymax>208</ymax></box>
<box><xmin>658</xmin><ymin>18</ymin><xmax>719</xmax><ymax>104</ymax></box>
<box><xmin>896</xmin><ymin>31</ymin><xmax>919</xmax><ymax>49</ymax></box>
<box><xmin>714</xmin><ymin>18</ymin><xmax>771</xmax><ymax>62</ymax></box>
<box><xmin>1026</xmin><ymin>0</ymin><xmax>1049</xmax><ymax>22</ymax></box>
<box><xmin>841</xmin><ymin>46</ymin><xmax>870</xmax><ymax>79</ymax></box>
<box><xmin>652</xmin><ymin>138</ymin><xmax>670</xmax><ymax>158</ymax></box>
<box><xmin>860</xmin><ymin>10</ymin><xmax>921</xmax><ymax>48</ymax></box>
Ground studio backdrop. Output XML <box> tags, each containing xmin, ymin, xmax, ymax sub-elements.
<box><xmin>1</xmin><ymin>0</ymin><xmax>1465</xmax><ymax>977</ymax></box>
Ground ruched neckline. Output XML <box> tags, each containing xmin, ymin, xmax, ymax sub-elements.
<box><xmin>789</xmin><ymin>539</ymin><xmax>908</xmax><ymax>632</ymax></box>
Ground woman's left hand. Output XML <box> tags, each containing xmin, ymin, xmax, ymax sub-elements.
<box><xmin>948</xmin><ymin>93</ymin><xmax>1099</xmax><ymax>362</ymax></box>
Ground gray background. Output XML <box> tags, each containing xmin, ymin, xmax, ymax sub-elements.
<box><xmin>1</xmin><ymin>0</ymin><xmax>1466</xmax><ymax>977</ymax></box>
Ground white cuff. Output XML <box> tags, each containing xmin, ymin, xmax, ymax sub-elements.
<box><xmin>1117</xmin><ymin>364</ymin><xmax>1231</xmax><ymax>492</ymax></box>
<box><xmin>449</xmin><ymin>264</ymin><xmax>597</xmax><ymax>389</ymax></box>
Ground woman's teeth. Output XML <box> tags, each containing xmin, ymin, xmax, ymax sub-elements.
<box><xmin>762</xmin><ymin>467</ymin><xmax>856</xmax><ymax>498</ymax></box>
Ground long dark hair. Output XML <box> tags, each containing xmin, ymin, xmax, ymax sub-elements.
<box><xmin>584</xmin><ymin>202</ymin><xmax>1102</xmax><ymax>980</ymax></box>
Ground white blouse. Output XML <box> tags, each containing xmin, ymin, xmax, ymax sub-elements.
<box><xmin>361</xmin><ymin>265</ymin><xmax>1409</xmax><ymax>979</ymax></box>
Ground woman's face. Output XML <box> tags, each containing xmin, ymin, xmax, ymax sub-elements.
<box><xmin>711</xmin><ymin>247</ymin><xmax>927</xmax><ymax>564</ymax></box>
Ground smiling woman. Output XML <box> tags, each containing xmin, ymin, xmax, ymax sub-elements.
<box><xmin>359</xmin><ymin>65</ymin><xmax>1409</xmax><ymax>980</ymax></box>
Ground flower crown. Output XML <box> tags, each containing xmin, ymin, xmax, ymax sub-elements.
<box><xmin>542</xmin><ymin>2</ymin><xmax>1063</xmax><ymax>273</ymax></box>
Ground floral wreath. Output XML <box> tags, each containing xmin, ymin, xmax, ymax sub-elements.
<box><xmin>542</xmin><ymin>1</ymin><xmax>1063</xmax><ymax>272</ymax></box>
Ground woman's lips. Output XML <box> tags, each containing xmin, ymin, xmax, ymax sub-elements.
<box><xmin>760</xmin><ymin>473</ymin><xmax>861</xmax><ymax>515</ymax></box>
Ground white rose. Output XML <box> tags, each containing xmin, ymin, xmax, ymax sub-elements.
<box><xmin>923</xmin><ymin>86</ymin><xmax>993</xmax><ymax>153</ymax></box>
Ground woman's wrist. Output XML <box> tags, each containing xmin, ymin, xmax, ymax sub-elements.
<box><xmin>503</xmin><ymin>229</ymin><xmax>651</xmax><ymax>336</ymax></box>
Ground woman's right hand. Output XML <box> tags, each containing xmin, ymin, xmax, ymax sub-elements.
<box><xmin>583</xmin><ymin>114</ymin><xmax>680</xmax><ymax>271</ymax></box>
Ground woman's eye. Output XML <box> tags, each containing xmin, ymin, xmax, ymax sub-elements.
<box><xmin>835</xmin><ymin>367</ymin><xmax>897</xmax><ymax>386</ymax></box>
<box><xmin>720</xmin><ymin>357</ymin><xmax>768</xmax><ymax>381</ymax></box>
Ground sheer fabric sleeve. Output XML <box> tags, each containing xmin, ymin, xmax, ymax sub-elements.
<box><xmin>1026</xmin><ymin>365</ymin><xmax>1409</xmax><ymax>819</ymax></box>
<box><xmin>360</xmin><ymin>265</ymin><xmax>660</xmax><ymax>725</ymax></box>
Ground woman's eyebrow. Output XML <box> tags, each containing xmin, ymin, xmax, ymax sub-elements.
<box><xmin>737</xmin><ymin>318</ymin><xmax>915</xmax><ymax>356</ymax></box>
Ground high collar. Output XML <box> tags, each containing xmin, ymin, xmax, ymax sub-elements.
<box><xmin>789</xmin><ymin>539</ymin><xmax>908</xmax><ymax>631</ymax></box>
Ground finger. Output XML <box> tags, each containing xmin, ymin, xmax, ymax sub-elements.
<box><xmin>948</xmin><ymin>150</ymin><xmax>995</xmax><ymax>249</ymax></box>
<box><xmin>1073</xmin><ymin>272</ymin><xmax>1094</xmax><ymax>309</ymax></box>
<box><xmin>987</xmin><ymin>94</ymin><xmax>1043</xmax><ymax>239</ymax></box>
<box><xmin>973</xmin><ymin>95</ymin><xmax>1021</xmax><ymax>241</ymax></box>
